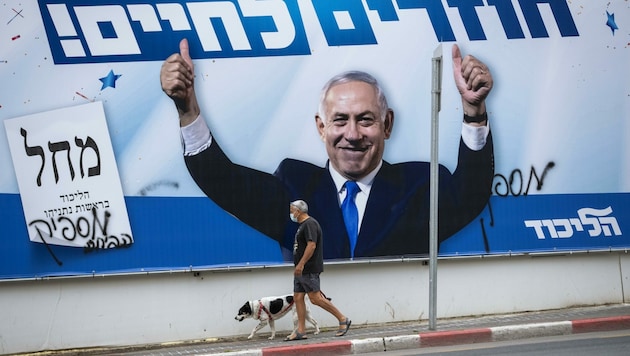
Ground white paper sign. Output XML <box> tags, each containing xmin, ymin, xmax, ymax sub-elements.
<box><xmin>3</xmin><ymin>102</ymin><xmax>133</xmax><ymax>249</ymax></box>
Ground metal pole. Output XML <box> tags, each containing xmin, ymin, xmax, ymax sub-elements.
<box><xmin>429</xmin><ymin>44</ymin><xmax>442</xmax><ymax>331</ymax></box>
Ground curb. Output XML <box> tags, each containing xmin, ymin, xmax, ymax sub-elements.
<box><xmin>200</xmin><ymin>315</ymin><xmax>630</xmax><ymax>356</ymax></box>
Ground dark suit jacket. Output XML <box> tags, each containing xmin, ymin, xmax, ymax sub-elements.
<box><xmin>185</xmin><ymin>134</ymin><xmax>493</xmax><ymax>259</ymax></box>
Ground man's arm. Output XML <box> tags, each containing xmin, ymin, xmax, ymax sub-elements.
<box><xmin>436</xmin><ymin>45</ymin><xmax>495</xmax><ymax>241</ymax></box>
<box><xmin>183</xmin><ymin>142</ymin><xmax>290</xmax><ymax>242</ymax></box>
<box><xmin>160</xmin><ymin>39</ymin><xmax>290</xmax><ymax>243</ymax></box>
<box><xmin>295</xmin><ymin>241</ymin><xmax>316</xmax><ymax>276</ymax></box>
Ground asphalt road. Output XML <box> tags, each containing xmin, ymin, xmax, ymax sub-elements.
<box><xmin>360</xmin><ymin>329</ymin><xmax>630</xmax><ymax>355</ymax></box>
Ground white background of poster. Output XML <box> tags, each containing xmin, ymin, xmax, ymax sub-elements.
<box><xmin>0</xmin><ymin>0</ymin><xmax>627</xmax><ymax>276</ymax></box>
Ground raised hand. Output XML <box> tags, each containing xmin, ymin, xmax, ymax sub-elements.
<box><xmin>160</xmin><ymin>38</ymin><xmax>200</xmax><ymax>126</ymax></box>
<box><xmin>451</xmin><ymin>44</ymin><xmax>493</xmax><ymax>118</ymax></box>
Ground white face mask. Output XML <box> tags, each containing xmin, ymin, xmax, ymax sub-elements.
<box><xmin>290</xmin><ymin>213</ymin><xmax>298</xmax><ymax>223</ymax></box>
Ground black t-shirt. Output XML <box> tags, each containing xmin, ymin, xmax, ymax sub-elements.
<box><xmin>293</xmin><ymin>217</ymin><xmax>324</xmax><ymax>273</ymax></box>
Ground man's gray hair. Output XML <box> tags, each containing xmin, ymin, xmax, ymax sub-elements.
<box><xmin>318</xmin><ymin>70</ymin><xmax>389</xmax><ymax>122</ymax></box>
<box><xmin>290</xmin><ymin>200</ymin><xmax>308</xmax><ymax>213</ymax></box>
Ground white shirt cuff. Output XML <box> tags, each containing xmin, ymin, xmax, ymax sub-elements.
<box><xmin>461</xmin><ymin>122</ymin><xmax>489</xmax><ymax>151</ymax></box>
<box><xmin>180</xmin><ymin>115</ymin><xmax>212</xmax><ymax>156</ymax></box>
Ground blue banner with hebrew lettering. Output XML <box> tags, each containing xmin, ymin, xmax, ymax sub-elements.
<box><xmin>0</xmin><ymin>0</ymin><xmax>628</xmax><ymax>279</ymax></box>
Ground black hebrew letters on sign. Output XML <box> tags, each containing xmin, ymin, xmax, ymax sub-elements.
<box><xmin>20</xmin><ymin>128</ymin><xmax>45</xmax><ymax>186</ymax></box>
<box><xmin>75</xmin><ymin>136</ymin><xmax>101</xmax><ymax>177</ymax></box>
<box><xmin>48</xmin><ymin>140</ymin><xmax>75</xmax><ymax>183</ymax></box>
<box><xmin>21</xmin><ymin>128</ymin><xmax>102</xmax><ymax>186</ymax></box>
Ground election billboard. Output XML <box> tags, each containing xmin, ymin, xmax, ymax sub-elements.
<box><xmin>0</xmin><ymin>0</ymin><xmax>628</xmax><ymax>279</ymax></box>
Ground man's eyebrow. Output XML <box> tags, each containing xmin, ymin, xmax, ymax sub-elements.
<box><xmin>357</xmin><ymin>110</ymin><xmax>377</xmax><ymax>118</ymax></box>
<box><xmin>331</xmin><ymin>112</ymin><xmax>349</xmax><ymax>119</ymax></box>
<box><xmin>331</xmin><ymin>110</ymin><xmax>376</xmax><ymax>118</ymax></box>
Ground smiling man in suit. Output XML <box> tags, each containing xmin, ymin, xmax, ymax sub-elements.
<box><xmin>160</xmin><ymin>39</ymin><xmax>494</xmax><ymax>260</ymax></box>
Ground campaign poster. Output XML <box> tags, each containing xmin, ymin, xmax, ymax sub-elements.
<box><xmin>0</xmin><ymin>0</ymin><xmax>628</xmax><ymax>279</ymax></box>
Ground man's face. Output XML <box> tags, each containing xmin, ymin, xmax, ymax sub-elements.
<box><xmin>316</xmin><ymin>81</ymin><xmax>394</xmax><ymax>181</ymax></box>
<box><xmin>289</xmin><ymin>205</ymin><xmax>300</xmax><ymax>219</ymax></box>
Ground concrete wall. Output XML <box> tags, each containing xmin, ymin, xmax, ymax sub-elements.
<box><xmin>1</xmin><ymin>252</ymin><xmax>628</xmax><ymax>355</ymax></box>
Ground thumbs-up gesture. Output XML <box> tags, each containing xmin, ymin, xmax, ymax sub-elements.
<box><xmin>160</xmin><ymin>38</ymin><xmax>200</xmax><ymax>126</ymax></box>
<box><xmin>451</xmin><ymin>44</ymin><xmax>493</xmax><ymax>118</ymax></box>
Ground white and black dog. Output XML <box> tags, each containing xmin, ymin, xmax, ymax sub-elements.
<box><xmin>235</xmin><ymin>294</ymin><xmax>320</xmax><ymax>340</ymax></box>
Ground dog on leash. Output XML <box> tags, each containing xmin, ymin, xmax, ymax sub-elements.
<box><xmin>235</xmin><ymin>294</ymin><xmax>320</xmax><ymax>340</ymax></box>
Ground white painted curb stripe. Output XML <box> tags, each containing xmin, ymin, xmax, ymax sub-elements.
<box><xmin>383</xmin><ymin>334</ymin><xmax>421</xmax><ymax>350</ymax></box>
<box><xmin>351</xmin><ymin>337</ymin><xmax>385</xmax><ymax>353</ymax></box>
<box><xmin>491</xmin><ymin>321</ymin><xmax>572</xmax><ymax>341</ymax></box>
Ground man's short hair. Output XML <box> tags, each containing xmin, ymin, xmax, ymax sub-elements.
<box><xmin>290</xmin><ymin>200</ymin><xmax>309</xmax><ymax>213</ymax></box>
<box><xmin>318</xmin><ymin>70</ymin><xmax>389</xmax><ymax>122</ymax></box>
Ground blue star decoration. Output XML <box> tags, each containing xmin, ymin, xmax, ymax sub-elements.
<box><xmin>606</xmin><ymin>11</ymin><xmax>618</xmax><ymax>35</ymax></box>
<box><xmin>99</xmin><ymin>70</ymin><xmax>122</xmax><ymax>90</ymax></box>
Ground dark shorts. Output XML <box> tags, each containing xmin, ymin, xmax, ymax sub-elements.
<box><xmin>294</xmin><ymin>273</ymin><xmax>321</xmax><ymax>293</ymax></box>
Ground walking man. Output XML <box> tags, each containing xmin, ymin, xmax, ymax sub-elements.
<box><xmin>286</xmin><ymin>200</ymin><xmax>351</xmax><ymax>341</ymax></box>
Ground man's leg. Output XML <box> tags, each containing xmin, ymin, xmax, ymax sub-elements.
<box><xmin>294</xmin><ymin>292</ymin><xmax>307</xmax><ymax>334</ymax></box>
<box><xmin>307</xmin><ymin>290</ymin><xmax>345</xmax><ymax>322</ymax></box>
<box><xmin>307</xmin><ymin>285</ymin><xmax>351</xmax><ymax>336</ymax></box>
<box><xmin>285</xmin><ymin>276</ymin><xmax>309</xmax><ymax>341</ymax></box>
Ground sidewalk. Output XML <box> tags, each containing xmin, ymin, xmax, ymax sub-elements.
<box><xmin>50</xmin><ymin>304</ymin><xmax>630</xmax><ymax>356</ymax></box>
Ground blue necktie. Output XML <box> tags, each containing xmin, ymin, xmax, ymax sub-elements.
<box><xmin>342</xmin><ymin>181</ymin><xmax>360</xmax><ymax>258</ymax></box>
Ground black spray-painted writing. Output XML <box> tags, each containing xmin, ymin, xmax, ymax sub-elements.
<box><xmin>479</xmin><ymin>161</ymin><xmax>555</xmax><ymax>252</ymax></box>
<box><xmin>493</xmin><ymin>162</ymin><xmax>555</xmax><ymax>197</ymax></box>
<box><xmin>21</xmin><ymin>128</ymin><xmax>101</xmax><ymax>186</ymax></box>
<box><xmin>29</xmin><ymin>208</ymin><xmax>131</xmax><ymax>249</ymax></box>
